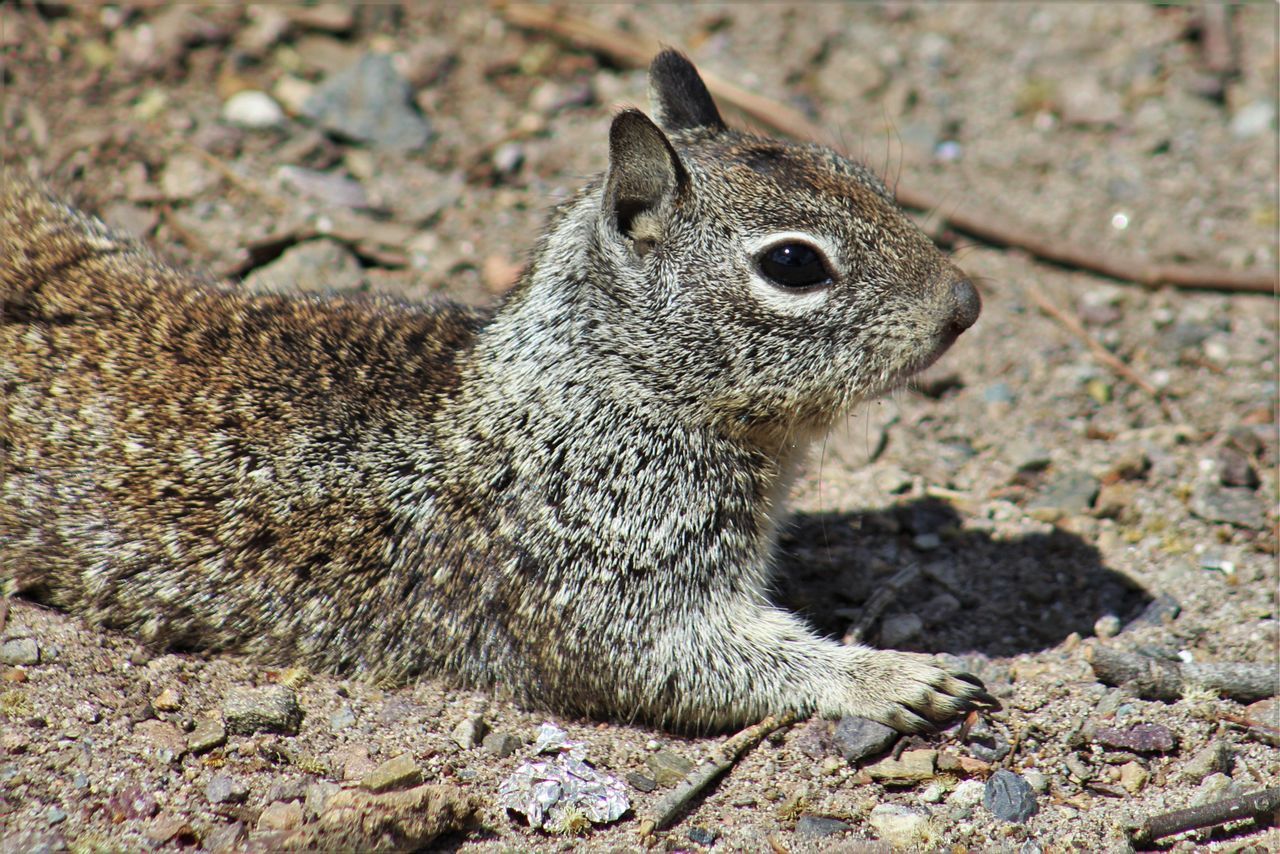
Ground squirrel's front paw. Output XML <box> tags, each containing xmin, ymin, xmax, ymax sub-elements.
<box><xmin>833</xmin><ymin>649</ymin><xmax>999</xmax><ymax>733</ymax></box>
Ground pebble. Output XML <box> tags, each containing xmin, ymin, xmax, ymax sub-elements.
<box><xmin>360</xmin><ymin>752</ymin><xmax>423</xmax><ymax>792</ymax></box>
<box><xmin>243</xmin><ymin>239</ymin><xmax>365</xmax><ymax>295</ymax></box>
<box><xmin>1189</xmin><ymin>482</ymin><xmax>1266</xmax><ymax>529</ymax></box>
<box><xmin>1057</xmin><ymin>75</ymin><xmax>1123</xmax><ymax>126</ymax></box>
<box><xmin>964</xmin><ymin>719</ymin><xmax>1011</xmax><ymax>763</ymax></box>
<box><xmin>686</xmin><ymin>825</ymin><xmax>719</xmax><ymax>846</ymax></box>
<box><xmin>491</xmin><ymin>141</ymin><xmax>525</xmax><ymax>175</ymax></box>
<box><xmin>832</xmin><ymin>716</ymin><xmax>898</xmax><ymax>763</ymax></box>
<box><xmin>920</xmin><ymin>592</ymin><xmax>961</xmax><ymax>625</ymax></box>
<box><xmin>1027</xmin><ymin>470</ymin><xmax>1100</xmax><ymax>519</ymax></box>
<box><xmin>328</xmin><ymin>705</ymin><xmax>356</xmax><ymax>733</ymax></box>
<box><xmin>983</xmin><ymin>769</ymin><xmax>1038</xmax><ymax>823</ymax></box>
<box><xmin>202</xmin><ymin>821</ymin><xmax>246</xmax><ymax>852</ymax></box>
<box><xmin>222</xmin><ymin>90</ymin><xmax>285</xmax><ymax>129</ymax></box>
<box><xmin>1180</xmin><ymin>741</ymin><xmax>1234</xmax><ymax>781</ymax></box>
<box><xmin>910</xmin><ymin>533</ymin><xmax>941</xmax><ymax>552</ymax></box>
<box><xmin>647</xmin><ymin>749</ymin><xmax>693</xmax><ymax>787</ymax></box>
<box><xmin>187</xmin><ymin>716</ymin><xmax>227</xmax><ymax>754</ymax></box>
<box><xmin>1093</xmin><ymin>614</ymin><xmax>1122</xmax><ymax>639</ymax></box>
<box><xmin>866</xmin><ymin>748</ymin><xmax>937</xmax><ymax>783</ymax></box>
<box><xmin>44</xmin><ymin>806</ymin><xmax>67</xmax><ymax>825</ymax></box>
<box><xmin>0</xmin><ymin>638</ymin><xmax>38</xmax><ymax>666</ymax></box>
<box><xmin>275</xmin><ymin>165</ymin><xmax>370</xmax><ymax>209</ymax></box>
<box><xmin>304</xmin><ymin>781</ymin><xmax>341</xmax><ymax>819</ymax></box>
<box><xmin>132</xmin><ymin>719</ymin><xmax>187</xmax><ymax>764</ymax></box>
<box><xmin>107</xmin><ymin>786</ymin><xmax>159</xmax><ymax>821</ymax></box>
<box><xmin>880</xmin><ymin>612</ymin><xmax>924</xmax><ymax>646</ymax></box>
<box><xmin>152</xmin><ymin>687</ymin><xmax>181</xmax><ymax>712</ymax></box>
<box><xmin>796</xmin><ymin>815</ymin><xmax>853</xmax><ymax>837</ymax></box>
<box><xmin>222</xmin><ymin>685</ymin><xmax>303</xmax><ymax>736</ymax></box>
<box><xmin>450</xmin><ymin>715</ymin><xmax>487</xmax><ymax>750</ymax></box>
<box><xmin>1119</xmin><ymin>760</ymin><xmax>1148</xmax><ymax>794</ymax></box>
<box><xmin>1243</xmin><ymin>698</ymin><xmax>1279</xmax><ymax>746</ymax></box>
<box><xmin>257</xmin><ymin>799</ymin><xmax>303</xmax><ymax>831</ymax></box>
<box><xmin>1192</xmin><ymin>772</ymin><xmax>1235</xmax><ymax>806</ymax></box>
<box><xmin>1216</xmin><ymin>446</ymin><xmax>1259</xmax><ymax>489</ymax></box>
<box><xmin>1094</xmin><ymin>722</ymin><xmax>1176</xmax><ymax>754</ymax></box>
<box><xmin>868</xmin><ymin>804</ymin><xmax>930</xmax><ymax>845</ymax></box>
<box><xmin>920</xmin><ymin>782</ymin><xmax>946</xmax><ymax>803</ymax></box>
<box><xmin>160</xmin><ymin>153</ymin><xmax>218</xmax><ymax>200</ymax></box>
<box><xmin>481</xmin><ymin>731</ymin><xmax>522</xmax><ymax>758</ymax></box>
<box><xmin>302</xmin><ymin>52</ymin><xmax>432</xmax><ymax>151</ymax></box>
<box><xmin>984</xmin><ymin>382</ymin><xmax>1016</xmax><ymax>405</ymax></box>
<box><xmin>1022</xmin><ymin>770</ymin><xmax>1049</xmax><ymax>793</ymax></box>
<box><xmin>625</xmin><ymin>771</ymin><xmax>657</xmax><ymax>793</ymax></box>
<box><xmin>949</xmin><ymin>779</ymin><xmax>986</xmax><ymax>809</ymax></box>
<box><xmin>1230</xmin><ymin>100</ymin><xmax>1276</xmax><ymax>139</ymax></box>
<box><xmin>206</xmin><ymin>773</ymin><xmax>249</xmax><ymax>805</ymax></box>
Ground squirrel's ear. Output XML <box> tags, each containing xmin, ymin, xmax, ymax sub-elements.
<box><xmin>648</xmin><ymin>49</ymin><xmax>726</xmax><ymax>133</ymax></box>
<box><xmin>605</xmin><ymin>109</ymin><xmax>688</xmax><ymax>242</ymax></box>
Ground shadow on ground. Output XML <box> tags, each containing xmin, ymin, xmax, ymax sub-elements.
<box><xmin>773</xmin><ymin>497</ymin><xmax>1152</xmax><ymax>658</ymax></box>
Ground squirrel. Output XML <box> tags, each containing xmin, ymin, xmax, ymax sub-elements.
<box><xmin>1</xmin><ymin>51</ymin><xmax>992</xmax><ymax>732</ymax></box>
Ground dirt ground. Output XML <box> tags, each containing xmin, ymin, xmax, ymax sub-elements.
<box><xmin>1</xmin><ymin>3</ymin><xmax>1277</xmax><ymax>852</ymax></box>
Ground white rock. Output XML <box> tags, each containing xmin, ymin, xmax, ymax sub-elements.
<box><xmin>948</xmin><ymin>779</ymin><xmax>986</xmax><ymax>809</ymax></box>
<box><xmin>222</xmin><ymin>90</ymin><xmax>285</xmax><ymax>129</ymax></box>
<box><xmin>869</xmin><ymin>803</ymin><xmax>932</xmax><ymax>847</ymax></box>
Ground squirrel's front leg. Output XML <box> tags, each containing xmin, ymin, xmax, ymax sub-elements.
<box><xmin>653</xmin><ymin>601</ymin><xmax>996</xmax><ymax>732</ymax></box>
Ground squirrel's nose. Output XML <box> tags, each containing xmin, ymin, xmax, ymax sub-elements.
<box><xmin>947</xmin><ymin>278</ymin><xmax>981</xmax><ymax>334</ymax></box>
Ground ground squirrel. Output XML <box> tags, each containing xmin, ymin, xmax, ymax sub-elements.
<box><xmin>2</xmin><ymin>51</ymin><xmax>992</xmax><ymax>732</ymax></box>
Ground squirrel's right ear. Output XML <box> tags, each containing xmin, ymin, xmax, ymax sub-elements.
<box><xmin>604</xmin><ymin>109</ymin><xmax>688</xmax><ymax>244</ymax></box>
<box><xmin>648</xmin><ymin>50</ymin><xmax>726</xmax><ymax>133</ymax></box>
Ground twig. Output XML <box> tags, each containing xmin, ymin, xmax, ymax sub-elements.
<box><xmin>638</xmin><ymin>711</ymin><xmax>796</xmax><ymax>835</ymax></box>
<box><xmin>498</xmin><ymin>3</ymin><xmax>1277</xmax><ymax>295</ymax></box>
<box><xmin>1087</xmin><ymin>645</ymin><xmax>1280</xmax><ymax>703</ymax></box>
<box><xmin>1130</xmin><ymin>787</ymin><xmax>1280</xmax><ymax>848</ymax></box>
<box><xmin>843</xmin><ymin>564</ymin><xmax>920</xmax><ymax>645</ymax></box>
<box><xmin>1023</xmin><ymin>280</ymin><xmax>1182</xmax><ymax>422</ymax></box>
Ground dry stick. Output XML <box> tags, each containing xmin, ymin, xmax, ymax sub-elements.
<box><xmin>1023</xmin><ymin>280</ymin><xmax>1182</xmax><ymax>422</ymax></box>
<box><xmin>638</xmin><ymin>712</ymin><xmax>797</xmax><ymax>836</ymax></box>
<box><xmin>1087</xmin><ymin>645</ymin><xmax>1280</xmax><ymax>704</ymax></box>
<box><xmin>843</xmin><ymin>564</ymin><xmax>920</xmax><ymax>645</ymax></box>
<box><xmin>498</xmin><ymin>3</ymin><xmax>1277</xmax><ymax>295</ymax></box>
<box><xmin>1130</xmin><ymin>787</ymin><xmax>1280</xmax><ymax>848</ymax></box>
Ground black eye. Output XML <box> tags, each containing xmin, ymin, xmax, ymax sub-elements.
<box><xmin>757</xmin><ymin>242</ymin><xmax>833</xmax><ymax>289</ymax></box>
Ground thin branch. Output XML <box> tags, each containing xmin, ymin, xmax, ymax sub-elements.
<box><xmin>498</xmin><ymin>3</ymin><xmax>1277</xmax><ymax>295</ymax></box>
<box><xmin>1023</xmin><ymin>280</ymin><xmax>1183</xmax><ymax>422</ymax></box>
<box><xmin>638</xmin><ymin>712</ymin><xmax>797</xmax><ymax>835</ymax></box>
<box><xmin>1088</xmin><ymin>646</ymin><xmax>1280</xmax><ymax>704</ymax></box>
<box><xmin>1130</xmin><ymin>787</ymin><xmax>1280</xmax><ymax>848</ymax></box>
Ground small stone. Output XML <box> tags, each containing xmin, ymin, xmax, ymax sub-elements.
<box><xmin>833</xmin><ymin>716</ymin><xmax>898</xmax><ymax>763</ymax></box>
<box><xmin>222</xmin><ymin>685</ymin><xmax>303</xmax><ymax>736</ymax></box>
<box><xmin>868</xmin><ymin>803</ymin><xmax>931</xmax><ymax>845</ymax></box>
<box><xmin>964</xmin><ymin>719</ymin><xmax>1010</xmax><ymax>763</ymax></box>
<box><xmin>328</xmin><ymin>705</ymin><xmax>356</xmax><ymax>733</ymax></box>
<box><xmin>948</xmin><ymin>779</ymin><xmax>986</xmax><ymax>809</ymax></box>
<box><xmin>647</xmin><ymin>749</ymin><xmax>694</xmax><ymax>787</ymax></box>
<box><xmin>625</xmin><ymin>771</ymin><xmax>657</xmax><ymax>793</ymax></box>
<box><xmin>983</xmin><ymin>769</ymin><xmax>1038</xmax><ymax>823</ymax></box>
<box><xmin>302</xmin><ymin>53</ymin><xmax>432</xmax><ymax>151</ymax></box>
<box><xmin>257</xmin><ymin>799</ymin><xmax>303</xmax><ymax>831</ymax></box>
<box><xmin>686</xmin><ymin>825</ymin><xmax>719</xmax><ymax>846</ymax></box>
<box><xmin>1129</xmin><ymin>593</ymin><xmax>1181</xmax><ymax>629</ymax></box>
<box><xmin>919</xmin><ymin>782</ymin><xmax>946</xmax><ymax>803</ymax></box>
<box><xmin>1057</xmin><ymin>75</ymin><xmax>1123</xmax><ymax>126</ymax></box>
<box><xmin>491</xmin><ymin>142</ymin><xmax>525</xmax><ymax>175</ymax></box>
<box><xmin>1064</xmin><ymin>753</ymin><xmax>1093</xmax><ymax>783</ymax></box>
<box><xmin>1230</xmin><ymin>101</ymin><xmax>1276</xmax><ymax>139</ymax></box>
<box><xmin>206</xmin><ymin>773</ymin><xmax>249</xmax><ymax>805</ymax></box>
<box><xmin>450</xmin><ymin>715</ymin><xmax>487</xmax><ymax>750</ymax></box>
<box><xmin>1216</xmin><ymin>446</ymin><xmax>1259</xmax><ymax>489</ymax></box>
<box><xmin>866</xmin><ymin>749</ymin><xmax>937</xmax><ymax>784</ymax></box>
<box><xmin>275</xmin><ymin>165</ymin><xmax>370</xmax><ymax>209</ymax></box>
<box><xmin>243</xmin><ymin>239</ymin><xmax>365</xmax><ymax>295</ymax></box>
<box><xmin>1118</xmin><ymin>761</ymin><xmax>1148</xmax><ymax>794</ymax></box>
<box><xmin>336</xmin><ymin>745</ymin><xmax>377</xmax><ymax>781</ymax></box>
<box><xmin>1005</xmin><ymin>438</ymin><xmax>1049</xmax><ymax>471</ymax></box>
<box><xmin>1180</xmin><ymin>741</ymin><xmax>1234</xmax><ymax>781</ymax></box>
<box><xmin>880</xmin><ymin>613</ymin><xmax>924</xmax><ymax>646</ymax></box>
<box><xmin>1189</xmin><ymin>482</ymin><xmax>1267</xmax><ymax>529</ymax></box>
<box><xmin>1022</xmin><ymin>770</ymin><xmax>1049</xmax><ymax>793</ymax></box>
<box><xmin>222</xmin><ymin>90</ymin><xmax>285</xmax><ymax>129</ymax></box>
<box><xmin>188</xmin><ymin>716</ymin><xmax>227</xmax><ymax>754</ymax></box>
<box><xmin>360</xmin><ymin>753</ymin><xmax>423</xmax><ymax>793</ymax></box>
<box><xmin>1094</xmin><ymin>482</ymin><xmax>1136</xmax><ymax>520</ymax></box>
<box><xmin>480</xmin><ymin>731</ymin><xmax>522</xmax><ymax>758</ymax></box>
<box><xmin>132</xmin><ymin>719</ymin><xmax>187</xmax><ymax>764</ymax></box>
<box><xmin>1093</xmin><ymin>614</ymin><xmax>1122</xmax><ymax>639</ymax></box>
<box><xmin>45</xmin><ymin>806</ymin><xmax>67</xmax><ymax>825</ymax></box>
<box><xmin>820</xmin><ymin>756</ymin><xmax>844</xmax><ymax>777</ymax></box>
<box><xmin>1028</xmin><ymin>470</ymin><xmax>1100</xmax><ymax>518</ymax></box>
<box><xmin>873</xmin><ymin>465</ymin><xmax>914</xmax><ymax>495</ymax></box>
<box><xmin>152</xmin><ymin>687</ymin><xmax>181</xmax><ymax>712</ymax></box>
<box><xmin>107</xmin><ymin>786</ymin><xmax>160</xmax><ymax>821</ymax></box>
<box><xmin>161</xmin><ymin>153</ymin><xmax>218</xmax><ymax>200</ymax></box>
<box><xmin>796</xmin><ymin>814</ymin><xmax>853</xmax><ymax>837</ymax></box>
<box><xmin>202</xmin><ymin>820</ymin><xmax>246</xmax><ymax>853</ymax></box>
<box><xmin>1192</xmin><ymin>772</ymin><xmax>1235</xmax><ymax>806</ymax></box>
<box><xmin>1094</xmin><ymin>723</ymin><xmax>1177</xmax><ymax>754</ymax></box>
<box><xmin>304</xmin><ymin>781</ymin><xmax>341</xmax><ymax>820</ymax></box>
<box><xmin>146</xmin><ymin>817</ymin><xmax>191</xmax><ymax>844</ymax></box>
<box><xmin>1242</xmin><ymin>698</ymin><xmax>1280</xmax><ymax>746</ymax></box>
<box><xmin>920</xmin><ymin>592</ymin><xmax>961</xmax><ymax>625</ymax></box>
<box><xmin>911</xmin><ymin>533</ymin><xmax>941</xmax><ymax>552</ymax></box>
<box><xmin>0</xmin><ymin>638</ymin><xmax>38</xmax><ymax>666</ymax></box>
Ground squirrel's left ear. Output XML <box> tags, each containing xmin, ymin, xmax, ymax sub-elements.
<box><xmin>648</xmin><ymin>49</ymin><xmax>726</xmax><ymax>133</ymax></box>
<box><xmin>604</xmin><ymin>109</ymin><xmax>687</xmax><ymax>245</ymax></box>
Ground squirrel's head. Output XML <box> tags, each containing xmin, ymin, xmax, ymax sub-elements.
<box><xmin>579</xmin><ymin>51</ymin><xmax>980</xmax><ymax>443</ymax></box>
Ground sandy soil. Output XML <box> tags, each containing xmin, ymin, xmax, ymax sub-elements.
<box><xmin>1</xmin><ymin>4</ymin><xmax>1276</xmax><ymax>852</ymax></box>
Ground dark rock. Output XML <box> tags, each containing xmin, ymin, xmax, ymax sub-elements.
<box><xmin>983</xmin><ymin>769</ymin><xmax>1038</xmax><ymax>823</ymax></box>
<box><xmin>1127</xmin><ymin>593</ymin><xmax>1180</xmax><ymax>630</ymax></box>
<box><xmin>302</xmin><ymin>53</ymin><xmax>432</xmax><ymax>151</ymax></box>
<box><xmin>833</xmin><ymin>716</ymin><xmax>898</xmax><ymax>763</ymax></box>
<box><xmin>795</xmin><ymin>814</ymin><xmax>853</xmax><ymax>837</ymax></box>
<box><xmin>625</xmin><ymin>772</ymin><xmax>657</xmax><ymax>793</ymax></box>
<box><xmin>1094</xmin><ymin>722</ymin><xmax>1177</xmax><ymax>753</ymax></box>
<box><xmin>1216</xmin><ymin>446</ymin><xmax>1259</xmax><ymax>489</ymax></box>
<box><xmin>687</xmin><ymin>825</ymin><xmax>719</xmax><ymax>846</ymax></box>
<box><xmin>222</xmin><ymin>685</ymin><xmax>303</xmax><ymax>736</ymax></box>
<box><xmin>481</xmin><ymin>731</ymin><xmax>522</xmax><ymax>758</ymax></box>
<box><xmin>964</xmin><ymin>719</ymin><xmax>1011</xmax><ymax>763</ymax></box>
